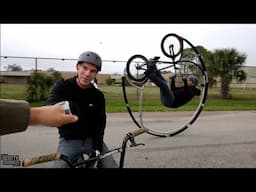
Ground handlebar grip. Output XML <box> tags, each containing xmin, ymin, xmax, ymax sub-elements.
<box><xmin>22</xmin><ymin>153</ymin><xmax>62</xmax><ymax>167</ymax></box>
<box><xmin>129</xmin><ymin>128</ymin><xmax>149</xmax><ymax>137</ymax></box>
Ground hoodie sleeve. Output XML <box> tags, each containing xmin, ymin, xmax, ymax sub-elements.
<box><xmin>45</xmin><ymin>79</ymin><xmax>66</xmax><ymax>105</ymax></box>
<box><xmin>0</xmin><ymin>99</ymin><xmax>30</xmax><ymax>136</ymax></box>
<box><xmin>92</xmin><ymin>93</ymin><xmax>106</xmax><ymax>153</ymax></box>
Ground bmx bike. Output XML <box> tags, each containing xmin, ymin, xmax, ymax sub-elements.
<box><xmin>126</xmin><ymin>33</ymin><xmax>186</xmax><ymax>83</ymax></box>
<box><xmin>22</xmin><ymin>128</ymin><xmax>148</xmax><ymax>168</ymax></box>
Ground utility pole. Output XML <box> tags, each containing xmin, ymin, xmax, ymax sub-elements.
<box><xmin>35</xmin><ymin>58</ymin><xmax>38</xmax><ymax>72</ymax></box>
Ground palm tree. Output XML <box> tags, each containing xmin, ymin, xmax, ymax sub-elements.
<box><xmin>207</xmin><ymin>48</ymin><xmax>247</xmax><ymax>99</ymax></box>
<box><xmin>182</xmin><ymin>45</ymin><xmax>217</xmax><ymax>87</ymax></box>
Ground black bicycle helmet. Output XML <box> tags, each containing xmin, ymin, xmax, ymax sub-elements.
<box><xmin>188</xmin><ymin>75</ymin><xmax>199</xmax><ymax>86</ymax></box>
<box><xmin>78</xmin><ymin>51</ymin><xmax>102</xmax><ymax>71</ymax></box>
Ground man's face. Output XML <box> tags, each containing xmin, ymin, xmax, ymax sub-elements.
<box><xmin>187</xmin><ymin>78</ymin><xmax>196</xmax><ymax>87</ymax></box>
<box><xmin>76</xmin><ymin>63</ymin><xmax>97</xmax><ymax>89</ymax></box>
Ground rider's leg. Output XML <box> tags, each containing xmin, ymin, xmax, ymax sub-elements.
<box><xmin>147</xmin><ymin>71</ymin><xmax>175</xmax><ymax>107</ymax></box>
<box><xmin>53</xmin><ymin>137</ymin><xmax>94</xmax><ymax>168</ymax></box>
<box><xmin>54</xmin><ymin>137</ymin><xmax>118</xmax><ymax>168</ymax></box>
<box><xmin>97</xmin><ymin>142</ymin><xmax>118</xmax><ymax>168</ymax></box>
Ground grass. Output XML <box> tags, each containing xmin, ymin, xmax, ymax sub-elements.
<box><xmin>1</xmin><ymin>84</ymin><xmax>256</xmax><ymax>112</ymax></box>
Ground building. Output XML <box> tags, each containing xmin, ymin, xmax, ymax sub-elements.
<box><xmin>1</xmin><ymin>66</ymin><xmax>256</xmax><ymax>87</ymax></box>
<box><xmin>0</xmin><ymin>71</ymin><xmax>111</xmax><ymax>85</ymax></box>
<box><xmin>0</xmin><ymin>71</ymin><xmax>31</xmax><ymax>84</ymax></box>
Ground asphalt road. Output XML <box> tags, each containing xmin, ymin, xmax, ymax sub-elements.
<box><xmin>1</xmin><ymin>111</ymin><xmax>256</xmax><ymax>168</ymax></box>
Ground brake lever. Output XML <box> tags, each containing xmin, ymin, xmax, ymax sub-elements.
<box><xmin>129</xmin><ymin>137</ymin><xmax>145</xmax><ymax>147</ymax></box>
<box><xmin>129</xmin><ymin>143</ymin><xmax>145</xmax><ymax>147</ymax></box>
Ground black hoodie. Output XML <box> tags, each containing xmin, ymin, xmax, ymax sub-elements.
<box><xmin>170</xmin><ymin>78</ymin><xmax>201</xmax><ymax>108</ymax></box>
<box><xmin>46</xmin><ymin>76</ymin><xmax>106</xmax><ymax>152</ymax></box>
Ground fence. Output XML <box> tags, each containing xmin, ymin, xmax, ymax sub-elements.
<box><xmin>0</xmin><ymin>55</ymin><xmax>127</xmax><ymax>74</ymax></box>
<box><xmin>1</xmin><ymin>56</ymin><xmax>256</xmax><ymax>88</ymax></box>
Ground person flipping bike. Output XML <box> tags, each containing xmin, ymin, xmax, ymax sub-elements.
<box><xmin>144</xmin><ymin>59</ymin><xmax>201</xmax><ymax>108</ymax></box>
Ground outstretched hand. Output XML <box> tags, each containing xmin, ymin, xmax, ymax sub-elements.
<box><xmin>29</xmin><ymin>105</ymin><xmax>78</xmax><ymax>127</ymax></box>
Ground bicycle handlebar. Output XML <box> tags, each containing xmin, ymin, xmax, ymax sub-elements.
<box><xmin>129</xmin><ymin>127</ymin><xmax>149</xmax><ymax>137</ymax></box>
<box><xmin>22</xmin><ymin>153</ymin><xmax>62</xmax><ymax>167</ymax></box>
<box><xmin>22</xmin><ymin>128</ymin><xmax>149</xmax><ymax>168</ymax></box>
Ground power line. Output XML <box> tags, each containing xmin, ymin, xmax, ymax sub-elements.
<box><xmin>0</xmin><ymin>56</ymin><xmax>127</xmax><ymax>63</ymax></box>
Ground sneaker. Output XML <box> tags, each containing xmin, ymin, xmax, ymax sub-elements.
<box><xmin>144</xmin><ymin>61</ymin><xmax>157</xmax><ymax>75</ymax></box>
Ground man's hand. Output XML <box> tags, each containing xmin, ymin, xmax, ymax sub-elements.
<box><xmin>182</xmin><ymin>77</ymin><xmax>187</xmax><ymax>82</ymax></box>
<box><xmin>29</xmin><ymin>105</ymin><xmax>78</xmax><ymax>127</ymax></box>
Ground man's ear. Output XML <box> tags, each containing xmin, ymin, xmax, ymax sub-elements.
<box><xmin>76</xmin><ymin>64</ymin><xmax>79</xmax><ymax>71</ymax></box>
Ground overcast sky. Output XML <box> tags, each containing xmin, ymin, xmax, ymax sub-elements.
<box><xmin>1</xmin><ymin>24</ymin><xmax>256</xmax><ymax>74</ymax></box>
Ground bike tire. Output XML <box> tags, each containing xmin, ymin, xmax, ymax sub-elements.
<box><xmin>126</xmin><ymin>54</ymin><xmax>149</xmax><ymax>82</ymax></box>
<box><xmin>161</xmin><ymin>33</ymin><xmax>183</xmax><ymax>59</ymax></box>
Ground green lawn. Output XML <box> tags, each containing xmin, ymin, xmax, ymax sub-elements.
<box><xmin>1</xmin><ymin>84</ymin><xmax>256</xmax><ymax>112</ymax></box>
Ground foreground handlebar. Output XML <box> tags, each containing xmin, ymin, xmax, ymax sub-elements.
<box><xmin>129</xmin><ymin>128</ymin><xmax>149</xmax><ymax>137</ymax></box>
<box><xmin>22</xmin><ymin>153</ymin><xmax>62</xmax><ymax>167</ymax></box>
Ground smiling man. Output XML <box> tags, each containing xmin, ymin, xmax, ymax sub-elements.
<box><xmin>46</xmin><ymin>51</ymin><xmax>116</xmax><ymax>168</ymax></box>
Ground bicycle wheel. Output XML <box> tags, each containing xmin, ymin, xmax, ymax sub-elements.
<box><xmin>161</xmin><ymin>33</ymin><xmax>183</xmax><ymax>59</ymax></box>
<box><xmin>126</xmin><ymin>54</ymin><xmax>149</xmax><ymax>82</ymax></box>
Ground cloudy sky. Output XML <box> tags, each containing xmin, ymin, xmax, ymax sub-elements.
<box><xmin>1</xmin><ymin>24</ymin><xmax>256</xmax><ymax>74</ymax></box>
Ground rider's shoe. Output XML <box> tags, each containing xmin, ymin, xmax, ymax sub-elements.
<box><xmin>144</xmin><ymin>61</ymin><xmax>157</xmax><ymax>75</ymax></box>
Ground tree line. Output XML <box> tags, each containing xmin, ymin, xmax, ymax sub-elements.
<box><xmin>183</xmin><ymin>46</ymin><xmax>247</xmax><ymax>99</ymax></box>
<box><xmin>5</xmin><ymin>46</ymin><xmax>248</xmax><ymax>100</ymax></box>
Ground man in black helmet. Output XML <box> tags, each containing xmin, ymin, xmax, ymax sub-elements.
<box><xmin>145</xmin><ymin>64</ymin><xmax>201</xmax><ymax>108</ymax></box>
<box><xmin>46</xmin><ymin>51</ymin><xmax>117</xmax><ymax>168</ymax></box>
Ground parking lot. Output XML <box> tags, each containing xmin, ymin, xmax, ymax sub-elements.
<box><xmin>1</xmin><ymin>111</ymin><xmax>256</xmax><ymax>168</ymax></box>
